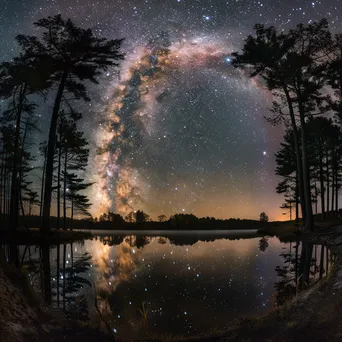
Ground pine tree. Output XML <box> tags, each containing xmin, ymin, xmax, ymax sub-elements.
<box><xmin>66</xmin><ymin>173</ymin><xmax>93</xmax><ymax>227</ymax></box>
<box><xmin>17</xmin><ymin>14</ymin><xmax>124</xmax><ymax>234</ymax></box>
<box><xmin>234</xmin><ymin>20</ymin><xmax>332</xmax><ymax>231</ymax></box>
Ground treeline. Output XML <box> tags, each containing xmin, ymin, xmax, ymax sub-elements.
<box><xmin>233</xmin><ymin>19</ymin><xmax>342</xmax><ymax>230</ymax></box>
<box><xmin>94</xmin><ymin>211</ymin><xmax>270</xmax><ymax>230</ymax></box>
<box><xmin>0</xmin><ymin>15</ymin><xmax>124</xmax><ymax>234</ymax></box>
<box><xmin>1</xmin><ymin>211</ymin><xmax>270</xmax><ymax>231</ymax></box>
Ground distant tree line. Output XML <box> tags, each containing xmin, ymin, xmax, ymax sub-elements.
<box><xmin>92</xmin><ymin>211</ymin><xmax>270</xmax><ymax>230</ymax></box>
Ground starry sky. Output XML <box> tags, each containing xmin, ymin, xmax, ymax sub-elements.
<box><xmin>1</xmin><ymin>0</ymin><xmax>342</xmax><ymax>221</ymax></box>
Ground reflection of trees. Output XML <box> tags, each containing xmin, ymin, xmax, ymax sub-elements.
<box><xmin>18</xmin><ymin>243</ymin><xmax>92</xmax><ymax>319</ymax></box>
<box><xmin>274</xmin><ymin>242</ymin><xmax>331</xmax><ymax>306</ymax></box>
<box><xmin>135</xmin><ymin>235</ymin><xmax>149</xmax><ymax>249</ymax></box>
<box><xmin>99</xmin><ymin>235</ymin><xmax>124</xmax><ymax>246</ymax></box>
<box><xmin>95</xmin><ymin>232</ymin><xmax>264</xmax><ymax>248</ymax></box>
<box><xmin>52</xmin><ymin>244</ymin><xmax>92</xmax><ymax>319</ymax></box>
<box><xmin>41</xmin><ymin>244</ymin><xmax>52</xmax><ymax>304</ymax></box>
<box><xmin>158</xmin><ymin>237</ymin><xmax>167</xmax><ymax>244</ymax></box>
<box><xmin>123</xmin><ymin>235</ymin><xmax>150</xmax><ymax>249</ymax></box>
<box><xmin>169</xmin><ymin>236</ymin><xmax>202</xmax><ymax>246</ymax></box>
<box><xmin>258</xmin><ymin>237</ymin><xmax>269</xmax><ymax>252</ymax></box>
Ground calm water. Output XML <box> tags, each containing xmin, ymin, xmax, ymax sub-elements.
<box><xmin>14</xmin><ymin>231</ymin><xmax>331</xmax><ymax>339</ymax></box>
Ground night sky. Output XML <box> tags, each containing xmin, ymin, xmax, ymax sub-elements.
<box><xmin>1</xmin><ymin>0</ymin><xmax>342</xmax><ymax>220</ymax></box>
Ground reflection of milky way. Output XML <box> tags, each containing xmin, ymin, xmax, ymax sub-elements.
<box><xmin>80</xmin><ymin>235</ymin><xmax>292</xmax><ymax>339</ymax></box>
<box><xmin>85</xmin><ymin>237</ymin><xmax>144</xmax><ymax>291</ymax></box>
<box><xmin>92</xmin><ymin>38</ymin><xmax>272</xmax><ymax>217</ymax></box>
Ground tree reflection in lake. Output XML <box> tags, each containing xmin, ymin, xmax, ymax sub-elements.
<box><xmin>258</xmin><ymin>237</ymin><xmax>269</xmax><ymax>252</ymax></box>
<box><xmin>8</xmin><ymin>242</ymin><xmax>93</xmax><ymax>320</ymax></box>
<box><xmin>2</xmin><ymin>234</ymin><xmax>334</xmax><ymax>340</ymax></box>
<box><xmin>274</xmin><ymin>241</ymin><xmax>333</xmax><ymax>306</ymax></box>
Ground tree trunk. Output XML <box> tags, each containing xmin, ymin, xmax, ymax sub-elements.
<box><xmin>295</xmin><ymin>241</ymin><xmax>299</xmax><ymax>287</ymax></box>
<box><xmin>19</xmin><ymin>120</ymin><xmax>29</xmax><ymax>227</ymax></box>
<box><xmin>71</xmin><ymin>198</ymin><xmax>74</xmax><ymax>230</ymax></box>
<box><xmin>283</xmin><ymin>85</ymin><xmax>307</xmax><ymax>222</ymax></box>
<box><xmin>56</xmin><ymin>244</ymin><xmax>60</xmax><ymax>308</ymax></box>
<box><xmin>41</xmin><ymin>244</ymin><xmax>52</xmax><ymax>305</ymax></box>
<box><xmin>295</xmin><ymin>79</ymin><xmax>313</xmax><ymax>230</ymax></box>
<box><xmin>57</xmin><ymin>138</ymin><xmax>62</xmax><ymax>230</ymax></box>
<box><xmin>70</xmin><ymin>243</ymin><xmax>73</xmax><ymax>268</ymax></box>
<box><xmin>39</xmin><ymin>144</ymin><xmax>47</xmax><ymax>218</ymax></box>
<box><xmin>326</xmin><ymin>150</ymin><xmax>330</xmax><ymax>217</ymax></box>
<box><xmin>319</xmin><ymin>150</ymin><xmax>325</xmax><ymax>220</ymax></box>
<box><xmin>41</xmin><ymin>71</ymin><xmax>68</xmax><ymax>234</ymax></box>
<box><xmin>332</xmin><ymin>162</ymin><xmax>335</xmax><ymax>213</ymax></box>
<box><xmin>295</xmin><ymin>173</ymin><xmax>299</xmax><ymax>221</ymax></box>
<box><xmin>0</xmin><ymin>149</ymin><xmax>4</xmax><ymax>221</ymax></box>
<box><xmin>9</xmin><ymin>84</ymin><xmax>27</xmax><ymax>233</ymax></box>
<box><xmin>336</xmin><ymin>180</ymin><xmax>339</xmax><ymax>212</ymax></box>
<box><xmin>300</xmin><ymin>242</ymin><xmax>313</xmax><ymax>289</ymax></box>
<box><xmin>63</xmin><ymin>244</ymin><xmax>66</xmax><ymax>311</ymax></box>
<box><xmin>314</xmin><ymin>180</ymin><xmax>318</xmax><ymax>215</ymax></box>
<box><xmin>3</xmin><ymin>153</ymin><xmax>7</xmax><ymax>224</ymax></box>
<box><xmin>63</xmin><ymin>146</ymin><xmax>68</xmax><ymax>231</ymax></box>
<box><xmin>319</xmin><ymin>246</ymin><xmax>324</xmax><ymax>279</ymax></box>
<box><xmin>299</xmin><ymin>118</ymin><xmax>313</xmax><ymax>230</ymax></box>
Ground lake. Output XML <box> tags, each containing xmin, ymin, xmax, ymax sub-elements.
<box><xmin>14</xmin><ymin>231</ymin><xmax>331</xmax><ymax>340</ymax></box>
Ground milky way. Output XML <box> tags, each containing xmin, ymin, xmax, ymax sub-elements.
<box><xmin>1</xmin><ymin>0</ymin><xmax>342</xmax><ymax>220</ymax></box>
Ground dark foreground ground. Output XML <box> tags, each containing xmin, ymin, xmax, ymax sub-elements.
<box><xmin>1</xmin><ymin>227</ymin><xmax>342</xmax><ymax>341</ymax></box>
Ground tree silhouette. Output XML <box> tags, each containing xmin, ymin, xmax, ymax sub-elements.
<box><xmin>258</xmin><ymin>237</ymin><xmax>269</xmax><ymax>252</ymax></box>
<box><xmin>233</xmin><ymin>24</ymin><xmax>307</xmax><ymax>224</ymax></box>
<box><xmin>135</xmin><ymin>210</ymin><xmax>150</xmax><ymax>223</ymax></box>
<box><xmin>275</xmin><ymin>129</ymin><xmax>300</xmax><ymax>221</ymax></box>
<box><xmin>259</xmin><ymin>212</ymin><xmax>269</xmax><ymax>222</ymax></box>
<box><xmin>276</xmin><ymin>117</ymin><xmax>342</xmax><ymax>221</ymax></box>
<box><xmin>158</xmin><ymin>214</ymin><xmax>167</xmax><ymax>222</ymax></box>
<box><xmin>17</xmin><ymin>14</ymin><xmax>124</xmax><ymax>234</ymax></box>
<box><xmin>234</xmin><ymin>19</ymin><xmax>332</xmax><ymax>231</ymax></box>
<box><xmin>0</xmin><ymin>54</ymin><xmax>49</xmax><ymax>232</ymax></box>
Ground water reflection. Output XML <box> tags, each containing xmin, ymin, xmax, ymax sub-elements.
<box><xmin>274</xmin><ymin>242</ymin><xmax>334</xmax><ymax>307</ymax></box>
<box><xmin>1</xmin><ymin>234</ymin><xmax>334</xmax><ymax>339</ymax></box>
